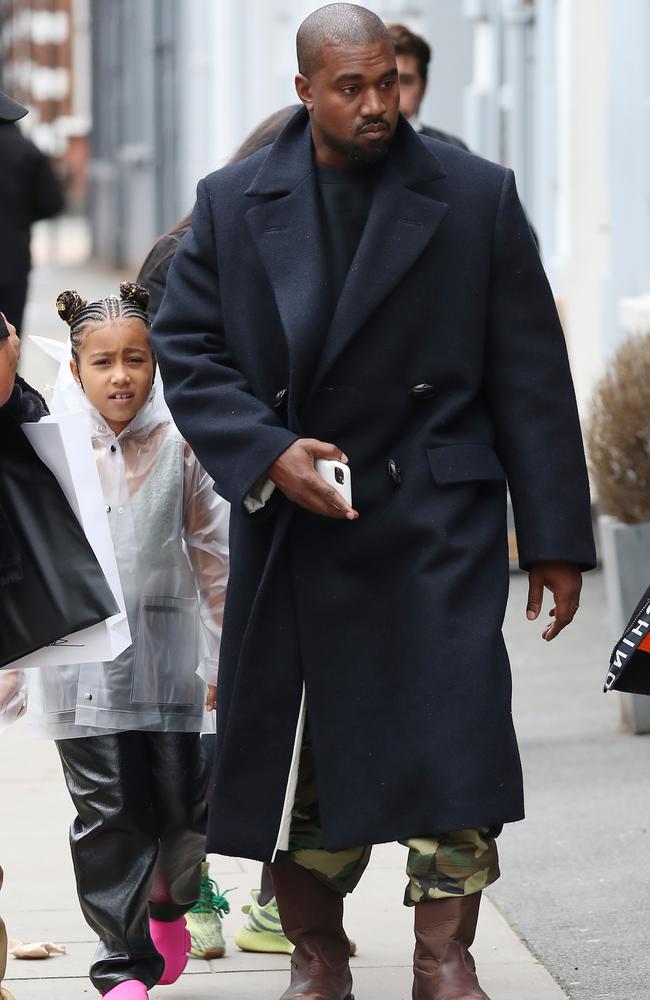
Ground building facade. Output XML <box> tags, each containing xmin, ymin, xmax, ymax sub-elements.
<box><xmin>463</xmin><ymin>0</ymin><xmax>650</xmax><ymax>417</ymax></box>
<box><xmin>88</xmin><ymin>0</ymin><xmax>179</xmax><ymax>268</ymax></box>
<box><xmin>88</xmin><ymin>0</ymin><xmax>472</xmax><ymax>271</ymax></box>
<box><xmin>1</xmin><ymin>0</ymin><xmax>91</xmax><ymax>208</ymax></box>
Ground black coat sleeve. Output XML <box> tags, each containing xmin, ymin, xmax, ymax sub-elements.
<box><xmin>484</xmin><ymin>169</ymin><xmax>596</xmax><ymax>571</ymax></box>
<box><xmin>150</xmin><ymin>179</ymin><xmax>298</xmax><ymax>512</ymax></box>
<box><xmin>1</xmin><ymin>376</ymin><xmax>48</xmax><ymax>423</ymax></box>
<box><xmin>29</xmin><ymin>147</ymin><xmax>65</xmax><ymax>222</ymax></box>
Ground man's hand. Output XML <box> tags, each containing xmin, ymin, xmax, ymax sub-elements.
<box><xmin>0</xmin><ymin>313</ymin><xmax>20</xmax><ymax>408</ymax></box>
<box><xmin>206</xmin><ymin>684</ymin><xmax>217</xmax><ymax>711</ymax></box>
<box><xmin>526</xmin><ymin>560</ymin><xmax>582</xmax><ymax>641</ymax></box>
<box><xmin>268</xmin><ymin>438</ymin><xmax>359</xmax><ymax>520</ymax></box>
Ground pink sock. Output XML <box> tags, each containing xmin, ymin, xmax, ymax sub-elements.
<box><xmin>149</xmin><ymin>916</ymin><xmax>191</xmax><ymax>985</ymax></box>
<box><xmin>102</xmin><ymin>982</ymin><xmax>148</xmax><ymax>999</ymax></box>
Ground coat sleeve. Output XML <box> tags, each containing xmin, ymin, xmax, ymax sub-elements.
<box><xmin>151</xmin><ymin>179</ymin><xmax>299</xmax><ymax>512</ymax></box>
<box><xmin>182</xmin><ymin>444</ymin><xmax>230</xmax><ymax>686</ymax></box>
<box><xmin>484</xmin><ymin>169</ymin><xmax>596</xmax><ymax>571</ymax></box>
<box><xmin>29</xmin><ymin>146</ymin><xmax>65</xmax><ymax>222</ymax></box>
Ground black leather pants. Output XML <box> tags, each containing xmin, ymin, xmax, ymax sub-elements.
<box><xmin>56</xmin><ymin>731</ymin><xmax>208</xmax><ymax>995</ymax></box>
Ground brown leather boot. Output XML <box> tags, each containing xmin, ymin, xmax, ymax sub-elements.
<box><xmin>270</xmin><ymin>861</ymin><xmax>353</xmax><ymax>1000</ymax></box>
<box><xmin>412</xmin><ymin>893</ymin><xmax>491</xmax><ymax>1000</ymax></box>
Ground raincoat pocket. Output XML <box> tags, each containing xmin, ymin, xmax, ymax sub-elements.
<box><xmin>131</xmin><ymin>596</ymin><xmax>199</xmax><ymax>706</ymax></box>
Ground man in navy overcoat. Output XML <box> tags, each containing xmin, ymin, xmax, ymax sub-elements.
<box><xmin>152</xmin><ymin>5</ymin><xmax>596</xmax><ymax>998</ymax></box>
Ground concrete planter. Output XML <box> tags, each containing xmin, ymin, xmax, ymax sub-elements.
<box><xmin>600</xmin><ymin>515</ymin><xmax>650</xmax><ymax>733</ymax></box>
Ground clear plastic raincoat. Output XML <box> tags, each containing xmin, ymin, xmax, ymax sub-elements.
<box><xmin>28</xmin><ymin>378</ymin><xmax>229</xmax><ymax>739</ymax></box>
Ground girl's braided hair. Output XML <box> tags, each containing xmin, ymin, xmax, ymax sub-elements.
<box><xmin>56</xmin><ymin>282</ymin><xmax>151</xmax><ymax>361</ymax></box>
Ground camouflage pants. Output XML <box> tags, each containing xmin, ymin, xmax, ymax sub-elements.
<box><xmin>287</xmin><ymin>725</ymin><xmax>501</xmax><ymax>906</ymax></box>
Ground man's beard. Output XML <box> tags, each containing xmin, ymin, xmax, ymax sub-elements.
<box><xmin>323</xmin><ymin>124</ymin><xmax>393</xmax><ymax>164</ymax></box>
<box><xmin>347</xmin><ymin>139</ymin><xmax>391</xmax><ymax>163</ymax></box>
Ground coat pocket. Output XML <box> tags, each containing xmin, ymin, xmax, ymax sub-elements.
<box><xmin>131</xmin><ymin>596</ymin><xmax>199</xmax><ymax>706</ymax></box>
<box><xmin>427</xmin><ymin>443</ymin><xmax>506</xmax><ymax>485</ymax></box>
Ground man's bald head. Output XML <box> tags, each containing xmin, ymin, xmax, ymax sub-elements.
<box><xmin>297</xmin><ymin>3</ymin><xmax>391</xmax><ymax>77</ymax></box>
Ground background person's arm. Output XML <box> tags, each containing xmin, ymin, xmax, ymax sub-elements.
<box><xmin>29</xmin><ymin>144</ymin><xmax>65</xmax><ymax>222</ymax></box>
<box><xmin>0</xmin><ymin>316</ymin><xmax>20</xmax><ymax>409</ymax></box>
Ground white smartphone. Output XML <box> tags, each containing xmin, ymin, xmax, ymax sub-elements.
<box><xmin>315</xmin><ymin>458</ymin><xmax>352</xmax><ymax>507</ymax></box>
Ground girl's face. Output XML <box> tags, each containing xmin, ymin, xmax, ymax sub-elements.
<box><xmin>70</xmin><ymin>318</ymin><xmax>155</xmax><ymax>436</ymax></box>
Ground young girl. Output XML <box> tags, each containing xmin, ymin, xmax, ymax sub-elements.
<box><xmin>29</xmin><ymin>283</ymin><xmax>229</xmax><ymax>1000</ymax></box>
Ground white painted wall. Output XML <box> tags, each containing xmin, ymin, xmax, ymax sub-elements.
<box><xmin>605</xmin><ymin>0</ymin><xmax>650</xmax><ymax>356</ymax></box>
<box><xmin>176</xmin><ymin>0</ymin><xmax>473</xmax><ymax>209</ymax></box>
<box><xmin>464</xmin><ymin>0</ymin><xmax>614</xmax><ymax>418</ymax></box>
<box><xmin>547</xmin><ymin>0</ymin><xmax>610</xmax><ymax>418</ymax></box>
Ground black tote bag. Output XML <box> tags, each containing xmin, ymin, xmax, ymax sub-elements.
<box><xmin>605</xmin><ymin>583</ymin><xmax>650</xmax><ymax>695</ymax></box>
<box><xmin>0</xmin><ymin>415</ymin><xmax>118</xmax><ymax>668</ymax></box>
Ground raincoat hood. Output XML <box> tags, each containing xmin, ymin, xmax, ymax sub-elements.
<box><xmin>32</xmin><ymin>334</ymin><xmax>172</xmax><ymax>438</ymax></box>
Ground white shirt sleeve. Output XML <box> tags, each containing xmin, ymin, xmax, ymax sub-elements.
<box><xmin>244</xmin><ymin>475</ymin><xmax>277</xmax><ymax>514</ymax></box>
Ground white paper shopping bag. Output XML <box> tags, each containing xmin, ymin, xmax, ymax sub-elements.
<box><xmin>4</xmin><ymin>411</ymin><xmax>131</xmax><ymax>670</ymax></box>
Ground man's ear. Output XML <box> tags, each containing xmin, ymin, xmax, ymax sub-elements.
<box><xmin>295</xmin><ymin>73</ymin><xmax>314</xmax><ymax>112</ymax></box>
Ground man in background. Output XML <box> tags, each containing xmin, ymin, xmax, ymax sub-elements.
<box><xmin>388</xmin><ymin>22</ymin><xmax>469</xmax><ymax>150</ymax></box>
<box><xmin>0</xmin><ymin>96</ymin><xmax>64</xmax><ymax>335</ymax></box>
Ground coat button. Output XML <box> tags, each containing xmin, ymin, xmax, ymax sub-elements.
<box><xmin>105</xmin><ymin>504</ymin><xmax>111</xmax><ymax>513</ymax></box>
<box><xmin>83</xmin><ymin>692</ymin><xmax>93</xmax><ymax>702</ymax></box>
<box><xmin>110</xmin><ymin>444</ymin><xmax>117</xmax><ymax>453</ymax></box>
<box><xmin>274</xmin><ymin>388</ymin><xmax>288</xmax><ymax>408</ymax></box>
<box><xmin>409</xmin><ymin>383</ymin><xmax>435</xmax><ymax>401</ymax></box>
<box><xmin>387</xmin><ymin>459</ymin><xmax>402</xmax><ymax>485</ymax></box>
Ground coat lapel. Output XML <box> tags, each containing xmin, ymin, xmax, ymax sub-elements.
<box><xmin>245</xmin><ymin>110</ymin><xmax>449</xmax><ymax>395</ymax></box>
<box><xmin>310</xmin><ymin>121</ymin><xmax>449</xmax><ymax>390</ymax></box>
<box><xmin>245</xmin><ymin>112</ymin><xmax>329</xmax><ymax>392</ymax></box>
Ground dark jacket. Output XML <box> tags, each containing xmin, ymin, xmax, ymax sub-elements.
<box><xmin>419</xmin><ymin>123</ymin><xmax>469</xmax><ymax>151</ymax></box>
<box><xmin>0</xmin><ymin>125</ymin><xmax>64</xmax><ymax>281</ymax></box>
<box><xmin>152</xmin><ymin>108</ymin><xmax>596</xmax><ymax>862</ymax></box>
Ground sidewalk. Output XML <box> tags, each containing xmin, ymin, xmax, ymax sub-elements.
<box><xmin>0</xmin><ymin>719</ymin><xmax>566</xmax><ymax>1000</ymax></box>
<box><xmin>3</xmin><ymin>231</ymin><xmax>572</xmax><ymax>999</ymax></box>
<box><xmin>491</xmin><ymin>569</ymin><xmax>650</xmax><ymax>1000</ymax></box>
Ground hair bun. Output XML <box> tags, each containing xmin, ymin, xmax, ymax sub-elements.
<box><xmin>56</xmin><ymin>289</ymin><xmax>86</xmax><ymax>326</ymax></box>
<box><xmin>120</xmin><ymin>281</ymin><xmax>149</xmax><ymax>312</ymax></box>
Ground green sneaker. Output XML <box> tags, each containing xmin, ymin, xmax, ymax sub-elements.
<box><xmin>235</xmin><ymin>891</ymin><xmax>358</xmax><ymax>956</ymax></box>
<box><xmin>186</xmin><ymin>862</ymin><xmax>231</xmax><ymax>959</ymax></box>
<box><xmin>235</xmin><ymin>890</ymin><xmax>295</xmax><ymax>954</ymax></box>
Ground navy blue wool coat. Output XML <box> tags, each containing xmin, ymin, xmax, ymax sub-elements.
<box><xmin>152</xmin><ymin>109</ymin><xmax>596</xmax><ymax>862</ymax></box>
